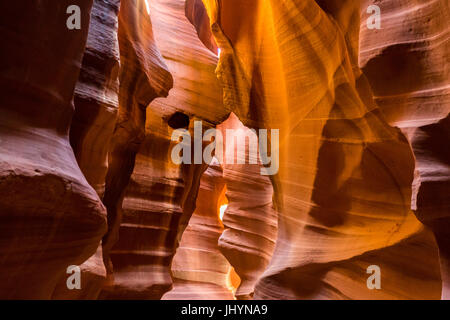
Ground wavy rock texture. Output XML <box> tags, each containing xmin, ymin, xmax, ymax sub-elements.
<box><xmin>360</xmin><ymin>0</ymin><xmax>450</xmax><ymax>299</ymax></box>
<box><xmin>0</xmin><ymin>0</ymin><xmax>107</xmax><ymax>298</ymax></box>
<box><xmin>100</xmin><ymin>0</ymin><xmax>226</xmax><ymax>299</ymax></box>
<box><xmin>201</xmin><ymin>0</ymin><xmax>442</xmax><ymax>299</ymax></box>
<box><xmin>101</xmin><ymin>114</ymin><xmax>200</xmax><ymax>299</ymax></box>
<box><xmin>52</xmin><ymin>0</ymin><xmax>121</xmax><ymax>300</ymax></box>
<box><xmin>70</xmin><ymin>0</ymin><xmax>121</xmax><ymax>197</ymax></box>
<box><xmin>217</xmin><ymin>113</ymin><xmax>278</xmax><ymax>299</ymax></box>
<box><xmin>147</xmin><ymin>0</ymin><xmax>228</xmax><ymax>122</ymax></box>
<box><xmin>1</xmin><ymin>0</ymin><xmax>448</xmax><ymax>301</ymax></box>
<box><xmin>99</xmin><ymin>0</ymin><xmax>173</xmax><ymax>299</ymax></box>
<box><xmin>185</xmin><ymin>0</ymin><xmax>219</xmax><ymax>55</ymax></box>
<box><xmin>162</xmin><ymin>159</ymin><xmax>235</xmax><ymax>300</ymax></box>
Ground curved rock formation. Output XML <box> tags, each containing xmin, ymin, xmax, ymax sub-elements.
<box><xmin>360</xmin><ymin>0</ymin><xmax>450</xmax><ymax>299</ymax></box>
<box><xmin>163</xmin><ymin>159</ymin><xmax>235</xmax><ymax>300</ymax></box>
<box><xmin>52</xmin><ymin>0</ymin><xmax>121</xmax><ymax>300</ymax></box>
<box><xmin>0</xmin><ymin>0</ymin><xmax>107</xmax><ymax>299</ymax></box>
<box><xmin>217</xmin><ymin>113</ymin><xmax>278</xmax><ymax>299</ymax></box>
<box><xmin>100</xmin><ymin>0</ymin><xmax>225</xmax><ymax>299</ymax></box>
<box><xmin>185</xmin><ymin>0</ymin><xmax>219</xmax><ymax>55</ymax></box>
<box><xmin>101</xmin><ymin>115</ymin><xmax>192</xmax><ymax>299</ymax></box>
<box><xmin>70</xmin><ymin>0</ymin><xmax>121</xmax><ymax>197</ymax></box>
<box><xmin>1</xmin><ymin>0</ymin><xmax>448</xmax><ymax>301</ymax></box>
<box><xmin>201</xmin><ymin>0</ymin><xmax>441</xmax><ymax>299</ymax></box>
<box><xmin>99</xmin><ymin>0</ymin><xmax>173</xmax><ymax>299</ymax></box>
<box><xmin>147</xmin><ymin>0</ymin><xmax>228</xmax><ymax>122</ymax></box>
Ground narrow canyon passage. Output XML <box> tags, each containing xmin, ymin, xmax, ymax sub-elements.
<box><xmin>0</xmin><ymin>0</ymin><xmax>448</xmax><ymax>300</ymax></box>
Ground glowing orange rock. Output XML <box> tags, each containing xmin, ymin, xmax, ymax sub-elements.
<box><xmin>201</xmin><ymin>0</ymin><xmax>440</xmax><ymax>299</ymax></box>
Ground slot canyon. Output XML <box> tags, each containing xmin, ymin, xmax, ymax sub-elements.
<box><xmin>0</xmin><ymin>0</ymin><xmax>448</xmax><ymax>300</ymax></box>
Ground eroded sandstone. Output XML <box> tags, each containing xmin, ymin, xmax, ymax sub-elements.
<box><xmin>0</xmin><ymin>0</ymin><xmax>107</xmax><ymax>299</ymax></box>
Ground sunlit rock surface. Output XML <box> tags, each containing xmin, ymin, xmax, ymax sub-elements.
<box><xmin>201</xmin><ymin>0</ymin><xmax>442</xmax><ymax>299</ymax></box>
<box><xmin>360</xmin><ymin>0</ymin><xmax>450</xmax><ymax>299</ymax></box>
<box><xmin>0</xmin><ymin>0</ymin><xmax>448</xmax><ymax>300</ymax></box>
<box><xmin>217</xmin><ymin>114</ymin><xmax>278</xmax><ymax>300</ymax></box>
<box><xmin>100</xmin><ymin>0</ymin><xmax>225</xmax><ymax>299</ymax></box>
<box><xmin>99</xmin><ymin>0</ymin><xmax>173</xmax><ymax>299</ymax></box>
<box><xmin>163</xmin><ymin>159</ymin><xmax>235</xmax><ymax>300</ymax></box>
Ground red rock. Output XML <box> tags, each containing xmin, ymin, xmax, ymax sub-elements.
<box><xmin>0</xmin><ymin>0</ymin><xmax>448</xmax><ymax>301</ymax></box>
<box><xmin>99</xmin><ymin>0</ymin><xmax>173</xmax><ymax>299</ymax></box>
<box><xmin>100</xmin><ymin>0</ymin><xmax>224</xmax><ymax>299</ymax></box>
<box><xmin>201</xmin><ymin>0</ymin><xmax>440</xmax><ymax>299</ymax></box>
<box><xmin>360</xmin><ymin>0</ymin><xmax>450</xmax><ymax>299</ymax></box>
<box><xmin>0</xmin><ymin>0</ymin><xmax>107</xmax><ymax>299</ymax></box>
<box><xmin>51</xmin><ymin>0</ymin><xmax>121</xmax><ymax>300</ymax></box>
<box><xmin>217</xmin><ymin>114</ymin><xmax>278</xmax><ymax>299</ymax></box>
<box><xmin>163</xmin><ymin>159</ymin><xmax>235</xmax><ymax>300</ymax></box>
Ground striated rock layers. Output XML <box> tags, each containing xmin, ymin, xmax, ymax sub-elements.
<box><xmin>70</xmin><ymin>0</ymin><xmax>121</xmax><ymax>198</ymax></box>
<box><xmin>201</xmin><ymin>0</ymin><xmax>443</xmax><ymax>299</ymax></box>
<box><xmin>52</xmin><ymin>0</ymin><xmax>121</xmax><ymax>300</ymax></box>
<box><xmin>217</xmin><ymin>113</ymin><xmax>278</xmax><ymax>299</ymax></box>
<box><xmin>0</xmin><ymin>1</ymin><xmax>107</xmax><ymax>298</ymax></box>
<box><xmin>0</xmin><ymin>0</ymin><xmax>448</xmax><ymax>300</ymax></box>
<box><xmin>360</xmin><ymin>0</ymin><xmax>450</xmax><ymax>299</ymax></box>
<box><xmin>99</xmin><ymin>0</ymin><xmax>173</xmax><ymax>299</ymax></box>
<box><xmin>185</xmin><ymin>0</ymin><xmax>219</xmax><ymax>55</ymax></box>
<box><xmin>163</xmin><ymin>159</ymin><xmax>235</xmax><ymax>300</ymax></box>
<box><xmin>100</xmin><ymin>0</ymin><xmax>226</xmax><ymax>299</ymax></box>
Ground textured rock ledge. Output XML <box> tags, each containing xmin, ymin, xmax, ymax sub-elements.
<box><xmin>0</xmin><ymin>0</ymin><xmax>107</xmax><ymax>299</ymax></box>
<box><xmin>217</xmin><ymin>114</ymin><xmax>278</xmax><ymax>299</ymax></box>
<box><xmin>100</xmin><ymin>0</ymin><xmax>225</xmax><ymax>299</ymax></box>
<box><xmin>360</xmin><ymin>0</ymin><xmax>450</xmax><ymax>299</ymax></box>
<box><xmin>0</xmin><ymin>0</ymin><xmax>448</xmax><ymax>300</ymax></box>
<box><xmin>201</xmin><ymin>0</ymin><xmax>439</xmax><ymax>299</ymax></box>
<box><xmin>99</xmin><ymin>0</ymin><xmax>173</xmax><ymax>299</ymax></box>
<box><xmin>52</xmin><ymin>0</ymin><xmax>121</xmax><ymax>299</ymax></box>
<box><xmin>163</xmin><ymin>160</ymin><xmax>235</xmax><ymax>300</ymax></box>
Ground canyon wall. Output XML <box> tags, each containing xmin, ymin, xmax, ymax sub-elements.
<box><xmin>99</xmin><ymin>0</ymin><xmax>174</xmax><ymax>299</ymax></box>
<box><xmin>201</xmin><ymin>0</ymin><xmax>443</xmax><ymax>299</ymax></box>
<box><xmin>162</xmin><ymin>159</ymin><xmax>235</xmax><ymax>300</ymax></box>
<box><xmin>360</xmin><ymin>0</ymin><xmax>450</xmax><ymax>299</ymax></box>
<box><xmin>0</xmin><ymin>0</ymin><xmax>107</xmax><ymax>298</ymax></box>
<box><xmin>0</xmin><ymin>0</ymin><xmax>448</xmax><ymax>300</ymax></box>
<box><xmin>217</xmin><ymin>114</ymin><xmax>278</xmax><ymax>299</ymax></box>
<box><xmin>100</xmin><ymin>0</ymin><xmax>226</xmax><ymax>299</ymax></box>
<box><xmin>52</xmin><ymin>0</ymin><xmax>121</xmax><ymax>299</ymax></box>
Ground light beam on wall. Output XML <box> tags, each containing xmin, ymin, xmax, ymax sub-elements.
<box><xmin>219</xmin><ymin>204</ymin><xmax>228</xmax><ymax>221</ymax></box>
<box><xmin>144</xmin><ymin>0</ymin><xmax>150</xmax><ymax>15</ymax></box>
